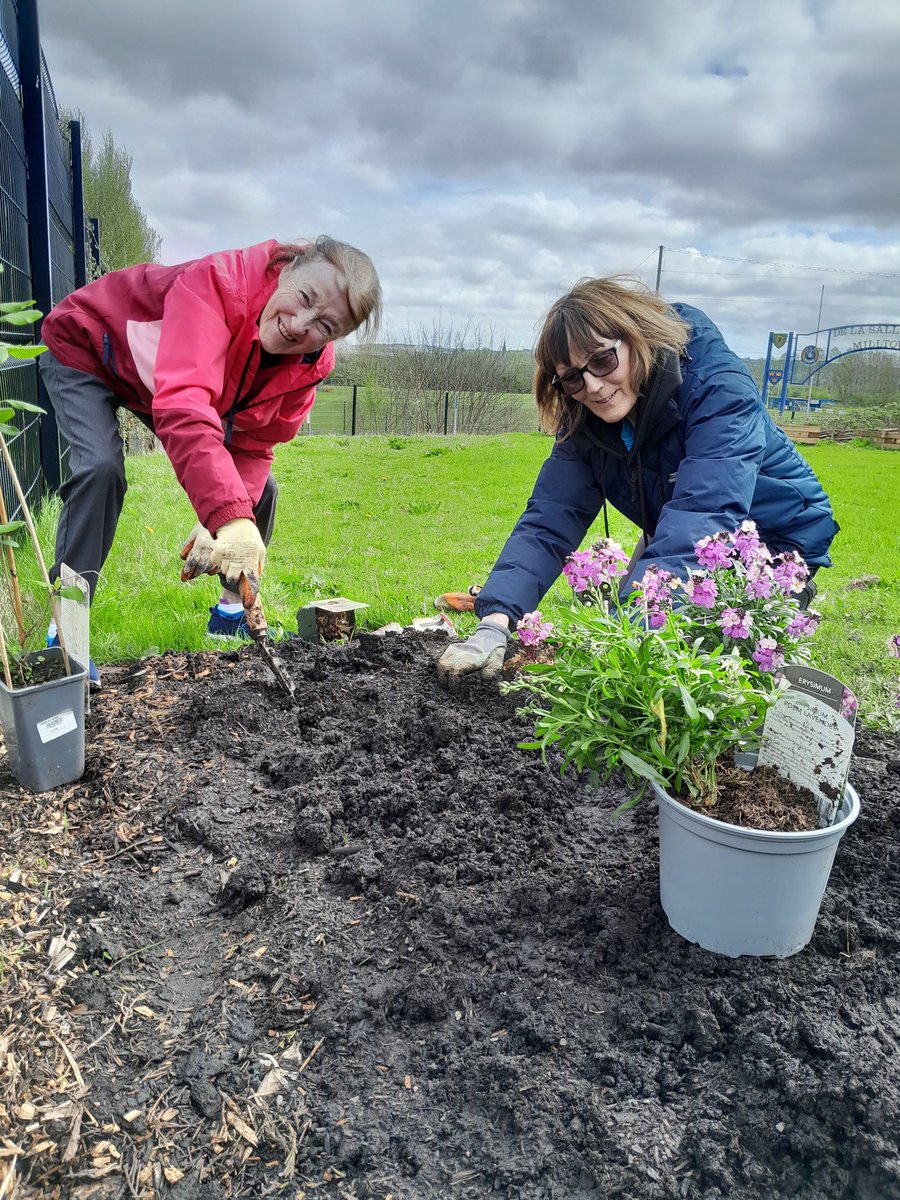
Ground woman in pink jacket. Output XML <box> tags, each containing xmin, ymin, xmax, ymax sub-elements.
<box><xmin>40</xmin><ymin>235</ymin><xmax>381</xmax><ymax>687</ymax></box>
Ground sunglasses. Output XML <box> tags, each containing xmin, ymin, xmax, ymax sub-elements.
<box><xmin>551</xmin><ymin>340</ymin><xmax>622</xmax><ymax>396</ymax></box>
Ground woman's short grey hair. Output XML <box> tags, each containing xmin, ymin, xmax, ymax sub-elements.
<box><xmin>268</xmin><ymin>236</ymin><xmax>382</xmax><ymax>339</ymax></box>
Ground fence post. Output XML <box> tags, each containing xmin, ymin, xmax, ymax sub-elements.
<box><xmin>443</xmin><ymin>391</ymin><xmax>449</xmax><ymax>435</ymax></box>
<box><xmin>88</xmin><ymin>217</ymin><xmax>101</xmax><ymax>277</ymax></box>
<box><xmin>69</xmin><ymin>120</ymin><xmax>87</xmax><ymax>288</ymax></box>
<box><xmin>19</xmin><ymin>0</ymin><xmax>61</xmax><ymax>492</ymax></box>
<box><xmin>351</xmin><ymin>383</ymin><xmax>358</xmax><ymax>436</ymax></box>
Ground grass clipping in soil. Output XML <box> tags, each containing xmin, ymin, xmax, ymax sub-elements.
<box><xmin>0</xmin><ymin>633</ymin><xmax>898</xmax><ymax>1200</ymax></box>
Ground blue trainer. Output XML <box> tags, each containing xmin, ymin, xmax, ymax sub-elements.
<box><xmin>207</xmin><ymin>605</ymin><xmax>251</xmax><ymax>640</ymax></box>
<box><xmin>46</xmin><ymin>626</ymin><xmax>102</xmax><ymax>690</ymax></box>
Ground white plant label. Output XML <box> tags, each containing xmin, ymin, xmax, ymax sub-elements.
<box><xmin>37</xmin><ymin>709</ymin><xmax>77</xmax><ymax>743</ymax></box>
<box><xmin>58</xmin><ymin>564</ymin><xmax>90</xmax><ymax>667</ymax></box>
<box><xmin>757</xmin><ymin>665</ymin><xmax>856</xmax><ymax>827</ymax></box>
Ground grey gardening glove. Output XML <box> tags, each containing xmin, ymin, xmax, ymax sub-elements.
<box><xmin>437</xmin><ymin>620</ymin><xmax>510</xmax><ymax>692</ymax></box>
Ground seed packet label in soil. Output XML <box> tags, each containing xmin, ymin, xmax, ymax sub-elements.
<box><xmin>757</xmin><ymin>665</ymin><xmax>856</xmax><ymax>825</ymax></box>
<box><xmin>59</xmin><ymin>563</ymin><xmax>90</xmax><ymax>672</ymax></box>
<box><xmin>37</xmin><ymin>708</ymin><xmax>77</xmax><ymax>742</ymax></box>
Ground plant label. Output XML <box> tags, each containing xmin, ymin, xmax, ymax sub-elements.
<box><xmin>37</xmin><ymin>708</ymin><xmax>78</xmax><ymax>743</ymax></box>
<box><xmin>757</xmin><ymin>665</ymin><xmax>856</xmax><ymax>826</ymax></box>
<box><xmin>58</xmin><ymin>563</ymin><xmax>90</xmax><ymax>665</ymax></box>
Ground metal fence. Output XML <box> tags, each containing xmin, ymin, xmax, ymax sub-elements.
<box><xmin>0</xmin><ymin>0</ymin><xmax>83</xmax><ymax>521</ymax></box>
<box><xmin>299</xmin><ymin>385</ymin><xmax>541</xmax><ymax>437</ymax></box>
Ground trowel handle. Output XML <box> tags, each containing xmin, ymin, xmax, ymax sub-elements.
<box><xmin>238</xmin><ymin>573</ymin><xmax>268</xmax><ymax>641</ymax></box>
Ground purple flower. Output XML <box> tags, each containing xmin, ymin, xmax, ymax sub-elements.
<box><xmin>685</xmin><ymin>572</ymin><xmax>718</xmax><ymax>609</ymax></box>
<box><xmin>517</xmin><ymin>611</ymin><xmax>554</xmax><ymax>647</ymax></box>
<box><xmin>772</xmin><ymin>552</ymin><xmax>810</xmax><ymax>595</ymax></box>
<box><xmin>751</xmin><ymin>636</ymin><xmax>784</xmax><ymax>673</ymax></box>
<box><xmin>732</xmin><ymin>520</ymin><xmax>763</xmax><ymax>565</ymax></box>
<box><xmin>786</xmin><ymin>610</ymin><xmax>820</xmax><ymax>638</ymax></box>
<box><xmin>841</xmin><ymin>687</ymin><xmax>859</xmax><ymax>720</ymax></box>
<box><xmin>719</xmin><ymin>607</ymin><xmax>752</xmax><ymax>639</ymax></box>
<box><xmin>635</xmin><ymin>565</ymin><xmax>677</xmax><ymax>606</ymax></box>
<box><xmin>887</xmin><ymin>634</ymin><xmax>900</xmax><ymax>659</ymax></box>
<box><xmin>744</xmin><ymin>564</ymin><xmax>774</xmax><ymax>600</ymax></box>
<box><xmin>563</xmin><ymin>541</ymin><xmax>629</xmax><ymax>594</ymax></box>
<box><xmin>695</xmin><ymin>533</ymin><xmax>735</xmax><ymax>571</ymax></box>
<box><xmin>647</xmin><ymin>605</ymin><xmax>668</xmax><ymax>629</ymax></box>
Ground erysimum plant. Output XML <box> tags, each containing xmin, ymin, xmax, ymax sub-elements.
<box><xmin>504</xmin><ymin>527</ymin><xmax>820</xmax><ymax>809</ymax></box>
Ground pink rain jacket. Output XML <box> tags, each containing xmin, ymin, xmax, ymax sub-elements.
<box><xmin>41</xmin><ymin>240</ymin><xmax>335</xmax><ymax>533</ymax></box>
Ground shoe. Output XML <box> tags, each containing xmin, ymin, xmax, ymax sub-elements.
<box><xmin>46</xmin><ymin>626</ymin><xmax>101</xmax><ymax>690</ymax></box>
<box><xmin>207</xmin><ymin>605</ymin><xmax>251</xmax><ymax>640</ymax></box>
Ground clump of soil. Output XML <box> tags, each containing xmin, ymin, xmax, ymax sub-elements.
<box><xmin>1</xmin><ymin>632</ymin><xmax>898</xmax><ymax>1200</ymax></box>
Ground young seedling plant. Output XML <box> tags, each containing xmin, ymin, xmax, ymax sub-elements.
<box><xmin>0</xmin><ymin>301</ymin><xmax>82</xmax><ymax>688</ymax></box>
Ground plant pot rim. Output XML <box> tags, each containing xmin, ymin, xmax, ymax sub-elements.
<box><xmin>0</xmin><ymin>647</ymin><xmax>87</xmax><ymax>697</ymax></box>
<box><xmin>652</xmin><ymin>776</ymin><xmax>860</xmax><ymax>844</ymax></box>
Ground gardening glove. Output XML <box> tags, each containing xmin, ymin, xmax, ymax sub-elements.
<box><xmin>436</xmin><ymin>619</ymin><xmax>509</xmax><ymax>693</ymax></box>
<box><xmin>207</xmin><ymin>518</ymin><xmax>267</xmax><ymax>595</ymax></box>
<box><xmin>179</xmin><ymin>522</ymin><xmax>217</xmax><ymax>580</ymax></box>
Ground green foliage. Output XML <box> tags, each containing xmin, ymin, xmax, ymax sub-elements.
<box><xmin>62</xmin><ymin>109</ymin><xmax>162</xmax><ymax>270</ymax></box>
<box><xmin>505</xmin><ymin>599</ymin><xmax>776</xmax><ymax>808</ymax></box>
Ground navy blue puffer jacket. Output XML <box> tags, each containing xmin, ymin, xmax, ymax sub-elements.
<box><xmin>474</xmin><ymin>304</ymin><xmax>838</xmax><ymax>624</ymax></box>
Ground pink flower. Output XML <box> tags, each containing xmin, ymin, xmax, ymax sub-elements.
<box><xmin>744</xmin><ymin>564</ymin><xmax>774</xmax><ymax>600</ymax></box>
<box><xmin>732</xmin><ymin>520</ymin><xmax>763</xmax><ymax>565</ymax></box>
<box><xmin>719</xmin><ymin>607</ymin><xmax>752</xmax><ymax>639</ymax></box>
<box><xmin>751</xmin><ymin>636</ymin><xmax>784</xmax><ymax>673</ymax></box>
<box><xmin>786</xmin><ymin>610</ymin><xmax>820</xmax><ymax>638</ymax></box>
<box><xmin>635</xmin><ymin>565</ymin><xmax>677</xmax><ymax>606</ymax></box>
<box><xmin>841</xmin><ymin>688</ymin><xmax>858</xmax><ymax>720</ymax></box>
<box><xmin>772</xmin><ymin>552</ymin><xmax>810</xmax><ymax>595</ymax></box>
<box><xmin>517</xmin><ymin>611</ymin><xmax>554</xmax><ymax>647</ymax></box>
<box><xmin>887</xmin><ymin>634</ymin><xmax>900</xmax><ymax>659</ymax></box>
<box><xmin>647</xmin><ymin>606</ymin><xmax>668</xmax><ymax>629</ymax></box>
<box><xmin>685</xmin><ymin>572</ymin><xmax>718</xmax><ymax>609</ymax></box>
<box><xmin>695</xmin><ymin>533</ymin><xmax>735</xmax><ymax>571</ymax></box>
<box><xmin>563</xmin><ymin>541</ymin><xmax>629</xmax><ymax>594</ymax></box>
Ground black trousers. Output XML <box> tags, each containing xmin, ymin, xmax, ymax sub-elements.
<box><xmin>40</xmin><ymin>353</ymin><xmax>277</xmax><ymax>602</ymax></box>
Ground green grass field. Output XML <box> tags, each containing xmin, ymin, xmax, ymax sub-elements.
<box><xmin>10</xmin><ymin>435</ymin><xmax>900</xmax><ymax>727</ymax></box>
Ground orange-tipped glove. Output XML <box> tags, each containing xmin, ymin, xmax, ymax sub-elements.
<box><xmin>180</xmin><ymin>522</ymin><xmax>217</xmax><ymax>580</ymax></box>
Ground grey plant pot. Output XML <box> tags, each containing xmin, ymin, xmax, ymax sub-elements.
<box><xmin>653</xmin><ymin>766</ymin><xmax>860</xmax><ymax>958</ymax></box>
<box><xmin>0</xmin><ymin>648</ymin><xmax>87</xmax><ymax>792</ymax></box>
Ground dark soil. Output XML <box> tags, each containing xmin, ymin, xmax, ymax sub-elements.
<box><xmin>2</xmin><ymin>633</ymin><xmax>899</xmax><ymax>1200</ymax></box>
<box><xmin>684</xmin><ymin>763</ymin><xmax>822</xmax><ymax>832</ymax></box>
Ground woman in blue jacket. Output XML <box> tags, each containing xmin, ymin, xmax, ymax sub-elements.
<box><xmin>437</xmin><ymin>277</ymin><xmax>838</xmax><ymax>690</ymax></box>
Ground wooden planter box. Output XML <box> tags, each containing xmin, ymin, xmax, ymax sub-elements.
<box><xmin>786</xmin><ymin>426</ymin><xmax>900</xmax><ymax>449</ymax></box>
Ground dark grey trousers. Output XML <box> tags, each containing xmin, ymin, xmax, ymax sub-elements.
<box><xmin>40</xmin><ymin>353</ymin><xmax>277</xmax><ymax>602</ymax></box>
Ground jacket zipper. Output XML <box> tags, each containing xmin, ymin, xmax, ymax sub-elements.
<box><xmin>223</xmin><ymin>348</ymin><xmax>256</xmax><ymax>446</ymax></box>
<box><xmin>102</xmin><ymin>332</ymin><xmax>121</xmax><ymax>381</ymax></box>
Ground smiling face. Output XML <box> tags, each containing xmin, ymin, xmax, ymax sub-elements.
<box><xmin>554</xmin><ymin>335</ymin><xmax>639</xmax><ymax>424</ymax></box>
<box><xmin>258</xmin><ymin>257</ymin><xmax>354</xmax><ymax>355</ymax></box>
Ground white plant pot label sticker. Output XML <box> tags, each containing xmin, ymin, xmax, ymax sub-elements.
<box><xmin>37</xmin><ymin>709</ymin><xmax>78</xmax><ymax>743</ymax></box>
<box><xmin>757</xmin><ymin>664</ymin><xmax>856</xmax><ymax>826</ymax></box>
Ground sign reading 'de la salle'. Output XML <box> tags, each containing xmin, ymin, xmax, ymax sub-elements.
<box><xmin>827</xmin><ymin>323</ymin><xmax>900</xmax><ymax>351</ymax></box>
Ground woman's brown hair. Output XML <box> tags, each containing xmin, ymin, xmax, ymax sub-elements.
<box><xmin>534</xmin><ymin>277</ymin><xmax>690</xmax><ymax>437</ymax></box>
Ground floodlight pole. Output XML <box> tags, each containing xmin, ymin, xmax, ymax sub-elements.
<box><xmin>806</xmin><ymin>285</ymin><xmax>825</xmax><ymax>414</ymax></box>
<box><xmin>655</xmin><ymin>246</ymin><xmax>664</xmax><ymax>292</ymax></box>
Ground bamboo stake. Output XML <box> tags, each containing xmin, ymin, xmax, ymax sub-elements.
<box><xmin>0</xmin><ymin>431</ymin><xmax>71</xmax><ymax>676</ymax></box>
<box><xmin>0</xmin><ymin>614</ymin><xmax>13</xmax><ymax>689</ymax></box>
<box><xmin>0</xmin><ymin>486</ymin><xmax>26</xmax><ymax>647</ymax></box>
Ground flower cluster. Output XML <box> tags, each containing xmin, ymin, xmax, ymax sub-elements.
<box><xmin>562</xmin><ymin>539</ymin><xmax>629</xmax><ymax>594</ymax></box>
<box><xmin>622</xmin><ymin>521</ymin><xmax>819</xmax><ymax>683</ymax></box>
<box><xmin>516</xmin><ymin>611</ymin><xmax>554</xmax><ymax>648</ymax></box>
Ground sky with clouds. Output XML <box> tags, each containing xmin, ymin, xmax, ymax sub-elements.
<box><xmin>37</xmin><ymin>0</ymin><xmax>900</xmax><ymax>357</ymax></box>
